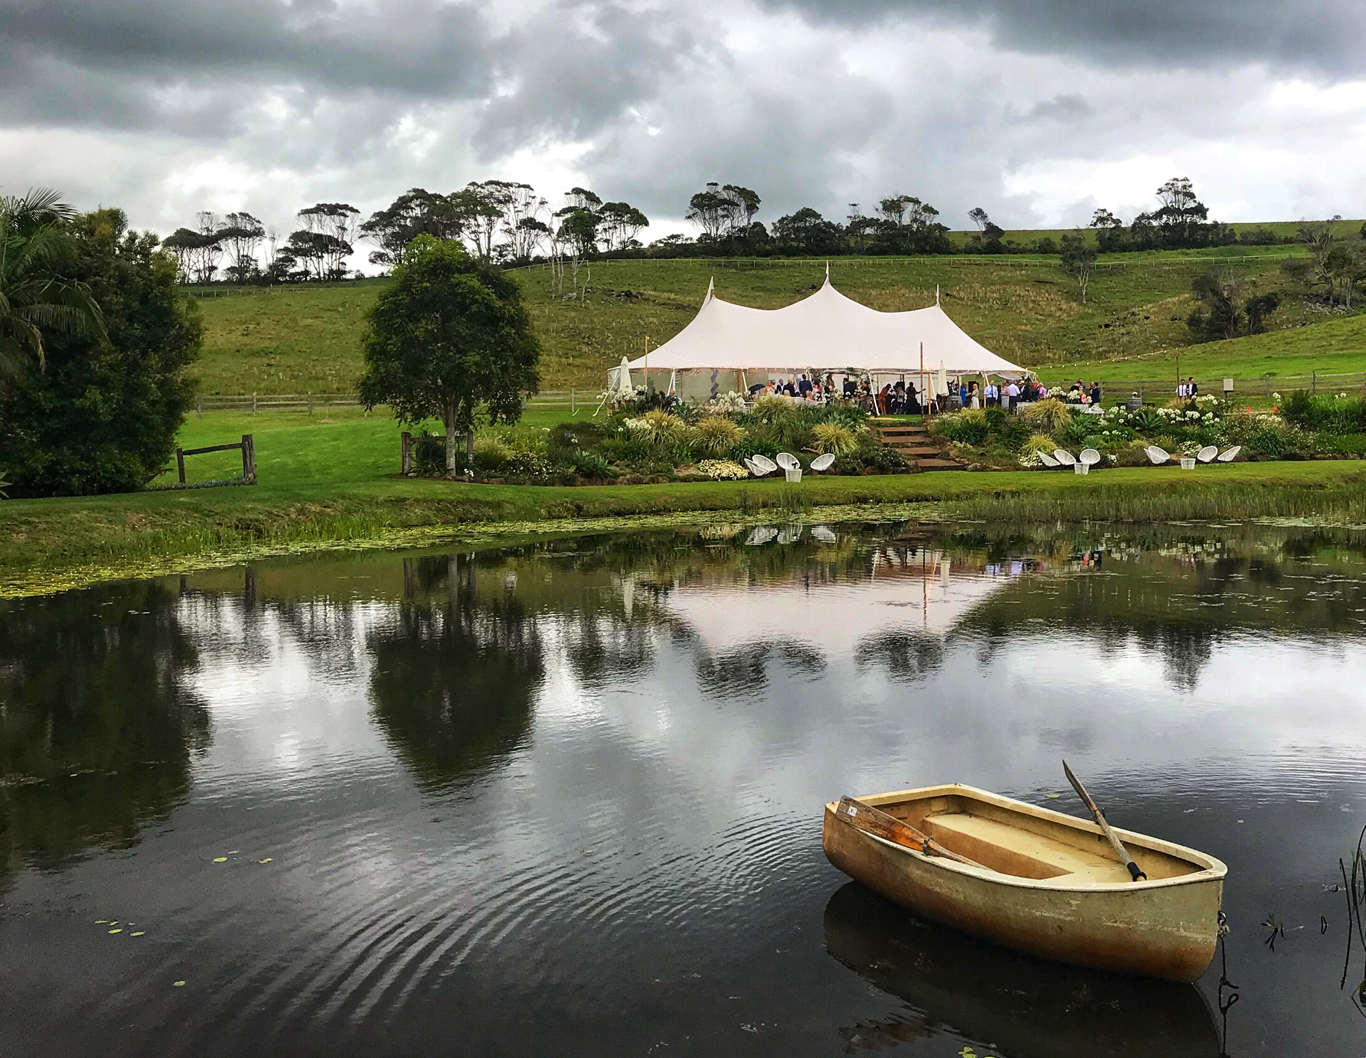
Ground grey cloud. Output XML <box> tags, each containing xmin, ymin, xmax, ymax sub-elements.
<box><xmin>757</xmin><ymin>0</ymin><xmax>1366</xmax><ymax>75</ymax></box>
<box><xmin>1</xmin><ymin>0</ymin><xmax>493</xmax><ymax>97</ymax></box>
<box><xmin>1022</xmin><ymin>93</ymin><xmax>1092</xmax><ymax>121</ymax></box>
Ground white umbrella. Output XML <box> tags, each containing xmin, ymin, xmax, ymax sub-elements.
<box><xmin>610</xmin><ymin>356</ymin><xmax>634</xmax><ymax>395</ymax></box>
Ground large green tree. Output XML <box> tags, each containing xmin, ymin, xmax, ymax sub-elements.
<box><xmin>0</xmin><ymin>208</ymin><xmax>202</xmax><ymax>496</ymax></box>
<box><xmin>0</xmin><ymin>188</ymin><xmax>104</xmax><ymax>380</ymax></box>
<box><xmin>357</xmin><ymin>235</ymin><xmax>541</xmax><ymax>472</ymax></box>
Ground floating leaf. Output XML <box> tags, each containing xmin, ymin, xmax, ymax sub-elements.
<box><xmin>172</xmin><ymin>981</ymin><xmax>186</xmax><ymax>988</ymax></box>
<box><xmin>1045</xmin><ymin>793</ymin><xmax>1061</xmax><ymax>799</ymax></box>
<box><xmin>95</xmin><ymin>919</ymin><xmax>108</xmax><ymax>925</ymax></box>
<box><xmin>212</xmin><ymin>857</ymin><xmax>228</xmax><ymax>863</ymax></box>
<box><xmin>227</xmin><ymin>850</ymin><xmax>239</xmax><ymax>855</ymax></box>
<box><xmin>108</xmin><ymin>928</ymin><xmax>123</xmax><ymax>934</ymax></box>
<box><xmin>258</xmin><ymin>858</ymin><xmax>272</xmax><ymax>864</ymax></box>
<box><xmin>131</xmin><ymin>931</ymin><xmax>146</xmax><ymax>937</ymax></box>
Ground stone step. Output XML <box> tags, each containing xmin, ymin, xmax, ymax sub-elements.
<box><xmin>889</xmin><ymin>446</ymin><xmax>946</xmax><ymax>457</ymax></box>
<box><xmin>911</xmin><ymin>458</ymin><xmax>967</xmax><ymax>471</ymax></box>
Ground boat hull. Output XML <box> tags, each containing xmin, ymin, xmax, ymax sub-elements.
<box><xmin>822</xmin><ymin>785</ymin><xmax>1225</xmax><ymax>982</ymax></box>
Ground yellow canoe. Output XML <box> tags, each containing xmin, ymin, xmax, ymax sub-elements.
<box><xmin>822</xmin><ymin>783</ymin><xmax>1227</xmax><ymax>982</ymax></box>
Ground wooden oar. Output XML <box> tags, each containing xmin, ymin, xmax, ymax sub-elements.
<box><xmin>1062</xmin><ymin>761</ymin><xmax>1148</xmax><ymax>882</ymax></box>
<box><xmin>835</xmin><ymin>796</ymin><xmax>985</xmax><ymax>869</ymax></box>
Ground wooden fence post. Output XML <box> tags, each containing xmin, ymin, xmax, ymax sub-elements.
<box><xmin>401</xmin><ymin>431</ymin><xmax>413</xmax><ymax>474</ymax></box>
<box><xmin>197</xmin><ymin>396</ymin><xmax>203</xmax><ymax>419</ymax></box>
<box><xmin>252</xmin><ymin>392</ymin><xmax>258</xmax><ymax>415</ymax></box>
<box><xmin>1265</xmin><ymin>376</ymin><xmax>1271</xmax><ymax>397</ymax></box>
<box><xmin>176</xmin><ymin>448</ymin><xmax>186</xmax><ymax>484</ymax></box>
<box><xmin>307</xmin><ymin>392</ymin><xmax>314</xmax><ymax>416</ymax></box>
<box><xmin>241</xmin><ymin>434</ymin><xmax>256</xmax><ymax>484</ymax></box>
<box><xmin>1313</xmin><ymin>370</ymin><xmax>1317</xmax><ymax>394</ymax></box>
<box><xmin>570</xmin><ymin>389</ymin><xmax>576</xmax><ymax>413</ymax></box>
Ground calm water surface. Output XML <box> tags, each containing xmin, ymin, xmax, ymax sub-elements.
<box><xmin>3</xmin><ymin>521</ymin><xmax>1366</xmax><ymax>1057</ymax></box>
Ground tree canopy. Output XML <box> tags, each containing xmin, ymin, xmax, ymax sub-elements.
<box><xmin>357</xmin><ymin>236</ymin><xmax>540</xmax><ymax>472</ymax></box>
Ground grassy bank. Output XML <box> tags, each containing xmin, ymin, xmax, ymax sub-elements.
<box><xmin>6</xmin><ymin>458</ymin><xmax>1366</xmax><ymax>597</ymax></box>
<box><xmin>191</xmin><ymin>248</ymin><xmax>1345</xmax><ymax>394</ymax></box>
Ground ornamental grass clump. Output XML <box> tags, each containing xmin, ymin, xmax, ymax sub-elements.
<box><xmin>810</xmin><ymin>421</ymin><xmax>859</xmax><ymax>455</ymax></box>
<box><xmin>690</xmin><ymin>416</ymin><xmax>746</xmax><ymax>456</ymax></box>
<box><xmin>1022</xmin><ymin>397</ymin><xmax>1072</xmax><ymax>434</ymax></box>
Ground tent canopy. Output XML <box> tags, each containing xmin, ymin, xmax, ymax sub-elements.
<box><xmin>624</xmin><ymin>275</ymin><xmax>1024</xmax><ymax>377</ymax></box>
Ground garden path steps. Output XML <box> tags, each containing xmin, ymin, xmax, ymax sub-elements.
<box><xmin>869</xmin><ymin>419</ymin><xmax>967</xmax><ymax>471</ymax></box>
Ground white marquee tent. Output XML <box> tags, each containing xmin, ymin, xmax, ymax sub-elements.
<box><xmin>618</xmin><ymin>273</ymin><xmax>1025</xmax><ymax>398</ymax></box>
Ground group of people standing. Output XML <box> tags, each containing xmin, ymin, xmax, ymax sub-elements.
<box><xmin>749</xmin><ymin>372</ymin><xmax>836</xmax><ymax>402</ymax></box>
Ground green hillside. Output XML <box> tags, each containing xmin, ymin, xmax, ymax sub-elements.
<box><xmin>190</xmin><ymin>246</ymin><xmax>1364</xmax><ymax>395</ymax></box>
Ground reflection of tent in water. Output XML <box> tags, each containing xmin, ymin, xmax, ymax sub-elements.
<box><xmin>661</xmin><ymin>550</ymin><xmax>1013</xmax><ymax>661</ymax></box>
<box><xmin>823</xmin><ymin>883</ymin><xmax>1219</xmax><ymax>1058</ymax></box>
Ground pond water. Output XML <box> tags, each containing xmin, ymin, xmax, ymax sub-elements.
<box><xmin>3</xmin><ymin>520</ymin><xmax>1366</xmax><ymax>1057</ymax></box>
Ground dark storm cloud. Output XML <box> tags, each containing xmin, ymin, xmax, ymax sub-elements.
<box><xmin>758</xmin><ymin>0</ymin><xmax>1366</xmax><ymax>75</ymax></box>
<box><xmin>0</xmin><ymin>0</ymin><xmax>492</xmax><ymax>98</ymax></box>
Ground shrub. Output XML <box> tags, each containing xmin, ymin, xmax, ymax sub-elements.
<box><xmin>1059</xmin><ymin>415</ymin><xmax>1101</xmax><ymax>447</ymax></box>
<box><xmin>691</xmin><ymin>416</ymin><xmax>746</xmax><ymax>456</ymax></box>
<box><xmin>1022</xmin><ymin>398</ymin><xmax>1072</xmax><ymax>434</ymax></box>
<box><xmin>0</xmin><ymin>210</ymin><xmax>202</xmax><ymax>496</ymax></box>
<box><xmin>1281</xmin><ymin>390</ymin><xmax>1366</xmax><ymax>433</ymax></box>
<box><xmin>810</xmin><ymin>422</ymin><xmax>859</xmax><ymax>455</ymax></box>
<box><xmin>1128</xmin><ymin>408</ymin><xmax>1166</xmax><ymax>435</ymax></box>
<box><xmin>696</xmin><ymin>459</ymin><xmax>749</xmax><ymax>479</ymax></box>
<box><xmin>728</xmin><ymin>437</ymin><xmax>780</xmax><ymax>461</ymax></box>
<box><xmin>472</xmin><ymin>436</ymin><xmax>511</xmax><ymax>471</ymax></box>
<box><xmin>569</xmin><ymin>450</ymin><xmax>612</xmax><ymax>479</ymax></box>
<box><xmin>933</xmin><ymin>411</ymin><xmax>988</xmax><ymax>446</ymax></box>
<box><xmin>862</xmin><ymin>445</ymin><xmax>908</xmax><ymax>472</ymax></box>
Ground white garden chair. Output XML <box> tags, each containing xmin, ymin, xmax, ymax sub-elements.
<box><xmin>745</xmin><ymin>526</ymin><xmax>777</xmax><ymax>545</ymax></box>
<box><xmin>809</xmin><ymin>453</ymin><xmax>836</xmax><ymax>472</ymax></box>
<box><xmin>776</xmin><ymin>525</ymin><xmax>803</xmax><ymax>544</ymax></box>
<box><xmin>1037</xmin><ymin>451</ymin><xmax>1060</xmax><ymax>468</ymax></box>
<box><xmin>1075</xmin><ymin>448</ymin><xmax>1101</xmax><ymax>476</ymax></box>
<box><xmin>750</xmin><ymin>454</ymin><xmax>777</xmax><ymax>476</ymax></box>
<box><xmin>1145</xmin><ymin>446</ymin><xmax>1170</xmax><ymax>465</ymax></box>
<box><xmin>1216</xmin><ymin>445</ymin><xmax>1241</xmax><ymax>462</ymax></box>
<box><xmin>1197</xmin><ymin>445</ymin><xmax>1218</xmax><ymax>463</ymax></box>
<box><xmin>775</xmin><ymin>452</ymin><xmax>800</xmax><ymax>471</ymax></box>
<box><xmin>1052</xmin><ymin>449</ymin><xmax>1077</xmax><ymax>466</ymax></box>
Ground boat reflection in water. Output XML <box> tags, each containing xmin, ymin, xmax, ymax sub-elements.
<box><xmin>823</xmin><ymin>883</ymin><xmax>1219</xmax><ymax>1058</ymax></box>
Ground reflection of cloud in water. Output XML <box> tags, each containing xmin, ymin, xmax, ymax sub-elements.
<box><xmin>662</xmin><ymin>557</ymin><xmax>1014</xmax><ymax>662</ymax></box>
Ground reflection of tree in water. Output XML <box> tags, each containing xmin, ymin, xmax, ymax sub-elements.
<box><xmin>696</xmin><ymin>642</ymin><xmax>824</xmax><ymax>698</ymax></box>
<box><xmin>369</xmin><ymin>557</ymin><xmax>544</xmax><ymax>791</ymax></box>
<box><xmin>0</xmin><ymin>581</ymin><xmax>209</xmax><ymax>882</ymax></box>
<box><xmin>855</xmin><ymin>631</ymin><xmax>945</xmax><ymax>683</ymax></box>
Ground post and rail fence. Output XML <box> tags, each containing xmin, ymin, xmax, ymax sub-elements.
<box><xmin>195</xmin><ymin>390</ymin><xmax>589</xmax><ymax>417</ymax></box>
<box><xmin>151</xmin><ymin>434</ymin><xmax>256</xmax><ymax>491</ymax></box>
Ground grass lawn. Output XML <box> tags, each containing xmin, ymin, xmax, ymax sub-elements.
<box><xmin>190</xmin><ymin>247</ymin><xmax>1355</xmax><ymax>396</ymax></box>
<box><xmin>7</xmin><ymin>402</ymin><xmax>1366</xmax><ymax>597</ymax></box>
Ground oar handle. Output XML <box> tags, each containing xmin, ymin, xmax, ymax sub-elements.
<box><xmin>1063</xmin><ymin>760</ymin><xmax>1148</xmax><ymax>883</ymax></box>
<box><xmin>835</xmin><ymin>796</ymin><xmax>985</xmax><ymax>869</ymax></box>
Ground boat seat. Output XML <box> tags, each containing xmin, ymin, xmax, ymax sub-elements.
<box><xmin>921</xmin><ymin>811</ymin><xmax>1133</xmax><ymax>883</ymax></box>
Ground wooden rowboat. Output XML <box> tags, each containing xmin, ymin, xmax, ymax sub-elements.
<box><xmin>822</xmin><ymin>783</ymin><xmax>1227</xmax><ymax>982</ymax></box>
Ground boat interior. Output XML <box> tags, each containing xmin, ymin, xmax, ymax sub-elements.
<box><xmin>863</xmin><ymin>790</ymin><xmax>1206</xmax><ymax>884</ymax></box>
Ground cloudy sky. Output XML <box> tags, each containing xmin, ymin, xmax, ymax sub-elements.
<box><xmin>4</xmin><ymin>0</ymin><xmax>1366</xmax><ymax>253</ymax></box>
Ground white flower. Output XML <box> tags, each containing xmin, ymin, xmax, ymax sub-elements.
<box><xmin>1272</xmin><ymin>392</ymin><xmax>1282</xmax><ymax>401</ymax></box>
